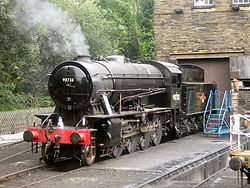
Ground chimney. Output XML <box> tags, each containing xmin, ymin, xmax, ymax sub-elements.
<box><xmin>77</xmin><ymin>55</ymin><xmax>91</xmax><ymax>63</ymax></box>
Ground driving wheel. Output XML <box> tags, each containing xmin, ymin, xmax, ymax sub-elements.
<box><xmin>138</xmin><ymin>133</ymin><xmax>150</xmax><ymax>150</ymax></box>
<box><xmin>112</xmin><ymin>145</ymin><xmax>123</xmax><ymax>158</ymax></box>
<box><xmin>125</xmin><ymin>136</ymin><xmax>137</xmax><ymax>154</ymax></box>
<box><xmin>151</xmin><ymin>116</ymin><xmax>163</xmax><ymax>146</ymax></box>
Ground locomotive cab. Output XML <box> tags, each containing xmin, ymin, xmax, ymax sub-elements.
<box><xmin>142</xmin><ymin>60</ymin><xmax>182</xmax><ymax>109</ymax></box>
<box><xmin>180</xmin><ymin>64</ymin><xmax>217</xmax><ymax>115</ymax></box>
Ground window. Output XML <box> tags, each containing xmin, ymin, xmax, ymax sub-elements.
<box><xmin>233</xmin><ymin>0</ymin><xmax>250</xmax><ymax>4</ymax></box>
<box><xmin>194</xmin><ymin>0</ymin><xmax>213</xmax><ymax>6</ymax></box>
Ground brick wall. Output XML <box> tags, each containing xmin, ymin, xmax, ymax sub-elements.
<box><xmin>154</xmin><ymin>0</ymin><xmax>250</xmax><ymax>61</ymax></box>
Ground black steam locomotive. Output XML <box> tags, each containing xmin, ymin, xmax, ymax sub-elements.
<box><xmin>23</xmin><ymin>55</ymin><xmax>216</xmax><ymax>165</ymax></box>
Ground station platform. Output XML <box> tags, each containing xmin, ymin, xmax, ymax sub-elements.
<box><xmin>92</xmin><ymin>133</ymin><xmax>230</xmax><ymax>172</ymax></box>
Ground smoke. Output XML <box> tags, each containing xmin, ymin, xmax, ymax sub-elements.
<box><xmin>12</xmin><ymin>0</ymin><xmax>89</xmax><ymax>56</ymax></box>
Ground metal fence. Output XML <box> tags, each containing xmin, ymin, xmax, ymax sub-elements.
<box><xmin>0</xmin><ymin>107</ymin><xmax>54</xmax><ymax>135</ymax></box>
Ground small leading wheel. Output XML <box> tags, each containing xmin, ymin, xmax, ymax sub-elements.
<box><xmin>81</xmin><ymin>145</ymin><xmax>96</xmax><ymax>166</ymax></box>
<box><xmin>138</xmin><ymin>133</ymin><xmax>150</xmax><ymax>150</ymax></box>
<box><xmin>112</xmin><ymin>145</ymin><xmax>123</xmax><ymax>158</ymax></box>
<box><xmin>125</xmin><ymin>137</ymin><xmax>137</xmax><ymax>154</ymax></box>
<box><xmin>42</xmin><ymin>143</ymin><xmax>56</xmax><ymax>164</ymax></box>
<box><xmin>151</xmin><ymin>116</ymin><xmax>163</xmax><ymax>146</ymax></box>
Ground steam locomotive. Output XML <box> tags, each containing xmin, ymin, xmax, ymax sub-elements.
<box><xmin>23</xmin><ymin>55</ymin><xmax>216</xmax><ymax>165</ymax></box>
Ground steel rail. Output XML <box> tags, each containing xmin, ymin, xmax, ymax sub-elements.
<box><xmin>0</xmin><ymin>141</ymin><xmax>24</xmax><ymax>149</ymax></box>
<box><xmin>0</xmin><ymin>164</ymin><xmax>46</xmax><ymax>183</ymax></box>
<box><xmin>192</xmin><ymin>166</ymin><xmax>229</xmax><ymax>188</ymax></box>
<box><xmin>17</xmin><ymin>167</ymin><xmax>82</xmax><ymax>188</ymax></box>
<box><xmin>0</xmin><ymin>146</ymin><xmax>41</xmax><ymax>163</ymax></box>
<box><xmin>0</xmin><ymin>158</ymin><xmax>72</xmax><ymax>184</ymax></box>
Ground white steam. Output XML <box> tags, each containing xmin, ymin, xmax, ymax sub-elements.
<box><xmin>13</xmin><ymin>0</ymin><xmax>89</xmax><ymax>55</ymax></box>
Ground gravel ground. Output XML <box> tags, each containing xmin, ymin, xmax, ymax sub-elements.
<box><xmin>30</xmin><ymin>168</ymin><xmax>157</xmax><ymax>188</ymax></box>
<box><xmin>0</xmin><ymin>132</ymin><xmax>23</xmax><ymax>146</ymax></box>
<box><xmin>0</xmin><ymin>142</ymin><xmax>41</xmax><ymax>177</ymax></box>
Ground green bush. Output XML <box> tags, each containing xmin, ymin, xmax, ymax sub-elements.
<box><xmin>0</xmin><ymin>83</ymin><xmax>53</xmax><ymax>111</ymax></box>
<box><xmin>37</xmin><ymin>96</ymin><xmax>54</xmax><ymax>108</ymax></box>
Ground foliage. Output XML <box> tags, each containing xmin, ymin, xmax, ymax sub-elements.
<box><xmin>0</xmin><ymin>0</ymin><xmax>64</xmax><ymax>111</ymax></box>
<box><xmin>0</xmin><ymin>0</ymin><xmax>154</xmax><ymax>111</ymax></box>
<box><xmin>0</xmin><ymin>83</ymin><xmax>33</xmax><ymax>111</ymax></box>
<box><xmin>137</xmin><ymin>0</ymin><xmax>155</xmax><ymax>59</ymax></box>
<box><xmin>95</xmin><ymin>0</ymin><xmax>154</xmax><ymax>60</ymax></box>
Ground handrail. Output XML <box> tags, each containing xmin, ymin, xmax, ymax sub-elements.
<box><xmin>215</xmin><ymin>90</ymin><xmax>223</xmax><ymax>109</ymax></box>
<box><xmin>219</xmin><ymin>91</ymin><xmax>227</xmax><ymax>117</ymax></box>
<box><xmin>218</xmin><ymin>91</ymin><xmax>230</xmax><ymax>130</ymax></box>
<box><xmin>204</xmin><ymin>90</ymin><xmax>232</xmax><ymax>136</ymax></box>
<box><xmin>215</xmin><ymin>90</ymin><xmax>218</xmax><ymax>109</ymax></box>
<box><xmin>203</xmin><ymin>90</ymin><xmax>213</xmax><ymax>129</ymax></box>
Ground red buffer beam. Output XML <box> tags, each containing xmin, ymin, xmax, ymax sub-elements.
<box><xmin>23</xmin><ymin>128</ymin><xmax>92</xmax><ymax>145</ymax></box>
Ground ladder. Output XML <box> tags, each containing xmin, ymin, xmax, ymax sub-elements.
<box><xmin>203</xmin><ymin>90</ymin><xmax>232</xmax><ymax>136</ymax></box>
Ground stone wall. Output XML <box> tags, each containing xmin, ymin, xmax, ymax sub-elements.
<box><xmin>230</xmin><ymin>56</ymin><xmax>250</xmax><ymax>79</ymax></box>
<box><xmin>232</xmin><ymin>90</ymin><xmax>250</xmax><ymax>114</ymax></box>
<box><xmin>154</xmin><ymin>0</ymin><xmax>250</xmax><ymax>61</ymax></box>
<box><xmin>231</xmin><ymin>79</ymin><xmax>250</xmax><ymax>114</ymax></box>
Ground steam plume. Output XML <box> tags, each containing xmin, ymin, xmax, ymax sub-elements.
<box><xmin>13</xmin><ymin>0</ymin><xmax>89</xmax><ymax>56</ymax></box>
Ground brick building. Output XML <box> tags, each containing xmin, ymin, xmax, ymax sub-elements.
<box><xmin>154</xmin><ymin>0</ymin><xmax>250</xmax><ymax>92</ymax></box>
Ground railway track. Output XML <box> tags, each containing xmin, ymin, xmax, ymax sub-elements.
<box><xmin>196</xmin><ymin>167</ymin><xmax>250</xmax><ymax>188</ymax></box>
<box><xmin>0</xmin><ymin>142</ymin><xmax>43</xmax><ymax>180</ymax></box>
<box><xmin>0</xmin><ymin>146</ymin><xmax>41</xmax><ymax>164</ymax></box>
<box><xmin>17</xmin><ymin>165</ymin><xmax>86</xmax><ymax>188</ymax></box>
<box><xmin>135</xmin><ymin>146</ymin><xmax>229</xmax><ymax>188</ymax></box>
<box><xmin>192</xmin><ymin>166</ymin><xmax>229</xmax><ymax>188</ymax></box>
<box><xmin>0</xmin><ymin>158</ymin><xmax>78</xmax><ymax>187</ymax></box>
<box><xmin>0</xmin><ymin>140</ymin><xmax>24</xmax><ymax>149</ymax></box>
<box><xmin>0</xmin><ymin>164</ymin><xmax>47</xmax><ymax>183</ymax></box>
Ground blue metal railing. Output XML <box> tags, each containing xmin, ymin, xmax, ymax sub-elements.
<box><xmin>203</xmin><ymin>90</ymin><xmax>232</xmax><ymax>136</ymax></box>
<box><xmin>203</xmin><ymin>90</ymin><xmax>213</xmax><ymax>131</ymax></box>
